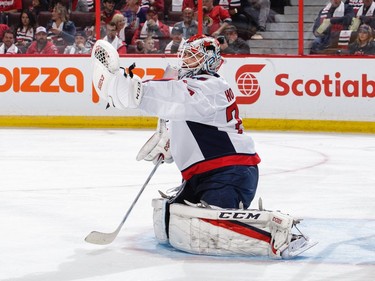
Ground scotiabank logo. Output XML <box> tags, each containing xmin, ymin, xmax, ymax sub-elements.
<box><xmin>0</xmin><ymin>67</ymin><xmax>84</xmax><ymax>93</ymax></box>
<box><xmin>235</xmin><ymin>64</ymin><xmax>266</xmax><ymax>104</ymax></box>
<box><xmin>275</xmin><ymin>72</ymin><xmax>375</xmax><ymax>97</ymax></box>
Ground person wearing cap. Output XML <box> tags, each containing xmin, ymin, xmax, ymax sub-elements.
<box><xmin>26</xmin><ymin>26</ymin><xmax>58</xmax><ymax>54</ymax></box>
<box><xmin>0</xmin><ymin>29</ymin><xmax>21</xmax><ymax>54</ymax></box>
<box><xmin>164</xmin><ymin>26</ymin><xmax>185</xmax><ymax>54</ymax></box>
<box><xmin>173</xmin><ymin>7</ymin><xmax>198</xmax><ymax>40</ymax></box>
<box><xmin>219</xmin><ymin>25</ymin><xmax>250</xmax><ymax>54</ymax></box>
<box><xmin>131</xmin><ymin>6</ymin><xmax>170</xmax><ymax>51</ymax></box>
<box><xmin>348</xmin><ymin>24</ymin><xmax>375</xmax><ymax>54</ymax></box>
<box><xmin>63</xmin><ymin>30</ymin><xmax>92</xmax><ymax>54</ymax></box>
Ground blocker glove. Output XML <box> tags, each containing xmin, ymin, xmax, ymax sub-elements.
<box><xmin>136</xmin><ymin>119</ymin><xmax>173</xmax><ymax>165</ymax></box>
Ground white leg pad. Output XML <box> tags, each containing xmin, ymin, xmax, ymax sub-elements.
<box><xmin>168</xmin><ymin>203</ymin><xmax>274</xmax><ymax>257</ymax></box>
<box><xmin>151</xmin><ymin>200</ymin><xmax>317</xmax><ymax>258</ymax></box>
<box><xmin>151</xmin><ymin>198</ymin><xmax>169</xmax><ymax>244</ymax></box>
<box><xmin>268</xmin><ymin>211</ymin><xmax>294</xmax><ymax>257</ymax></box>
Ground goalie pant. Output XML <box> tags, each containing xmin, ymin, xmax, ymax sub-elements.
<box><xmin>152</xmin><ymin>198</ymin><xmax>299</xmax><ymax>258</ymax></box>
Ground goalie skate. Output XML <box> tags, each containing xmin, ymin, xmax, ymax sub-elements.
<box><xmin>281</xmin><ymin>235</ymin><xmax>318</xmax><ymax>259</ymax></box>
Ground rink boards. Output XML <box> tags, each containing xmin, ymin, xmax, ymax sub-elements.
<box><xmin>0</xmin><ymin>56</ymin><xmax>374</xmax><ymax>133</ymax></box>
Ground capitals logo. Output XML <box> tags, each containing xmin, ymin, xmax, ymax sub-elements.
<box><xmin>235</xmin><ymin>64</ymin><xmax>265</xmax><ymax>104</ymax></box>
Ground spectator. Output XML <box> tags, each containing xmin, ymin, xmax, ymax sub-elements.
<box><xmin>131</xmin><ymin>6</ymin><xmax>170</xmax><ymax>51</ymax></box>
<box><xmin>348</xmin><ymin>23</ymin><xmax>375</xmax><ymax>54</ymax></box>
<box><xmin>26</xmin><ymin>26</ymin><xmax>58</xmax><ymax>54</ymax></box>
<box><xmin>310</xmin><ymin>0</ymin><xmax>354</xmax><ymax>54</ymax></box>
<box><xmin>345</xmin><ymin>0</ymin><xmax>364</xmax><ymax>15</ymax></box>
<box><xmin>15</xmin><ymin>9</ymin><xmax>36</xmax><ymax>53</ymax></box>
<box><xmin>84</xmin><ymin>24</ymin><xmax>98</xmax><ymax>47</ymax></box>
<box><xmin>101</xmin><ymin>0</ymin><xmax>122</xmax><ymax>24</ymax></box>
<box><xmin>86</xmin><ymin>0</ymin><xmax>94</xmax><ymax>12</ymax></box>
<box><xmin>182</xmin><ymin>0</ymin><xmax>197</xmax><ymax>12</ymax></box>
<box><xmin>64</xmin><ymin>30</ymin><xmax>92</xmax><ymax>54</ymax></box>
<box><xmin>29</xmin><ymin>0</ymin><xmax>48</xmax><ymax>17</ymax></box>
<box><xmin>151</xmin><ymin>0</ymin><xmax>164</xmax><ymax>11</ymax></box>
<box><xmin>103</xmin><ymin>21</ymin><xmax>127</xmax><ymax>54</ymax></box>
<box><xmin>111</xmin><ymin>13</ymin><xmax>127</xmax><ymax>42</ymax></box>
<box><xmin>219</xmin><ymin>24</ymin><xmax>250</xmax><ymax>54</ymax></box>
<box><xmin>0</xmin><ymin>23</ymin><xmax>10</xmax><ymax>41</ymax></box>
<box><xmin>244</xmin><ymin>0</ymin><xmax>271</xmax><ymax>32</ymax></box>
<box><xmin>164</xmin><ymin>26</ymin><xmax>185</xmax><ymax>54</ymax></box>
<box><xmin>0</xmin><ymin>29</ymin><xmax>22</xmax><ymax>54</ymax></box>
<box><xmin>217</xmin><ymin>0</ymin><xmax>232</xmax><ymax>10</ymax></box>
<box><xmin>228</xmin><ymin>1</ymin><xmax>258</xmax><ymax>40</ymax></box>
<box><xmin>46</xmin><ymin>3</ymin><xmax>76</xmax><ymax>47</ymax></box>
<box><xmin>173</xmin><ymin>7</ymin><xmax>198</xmax><ymax>39</ymax></box>
<box><xmin>113</xmin><ymin>0</ymin><xmax>126</xmax><ymax>11</ymax></box>
<box><xmin>70</xmin><ymin>0</ymin><xmax>89</xmax><ymax>12</ymax></box>
<box><xmin>202</xmin><ymin>0</ymin><xmax>232</xmax><ymax>37</ymax></box>
<box><xmin>0</xmin><ymin>0</ymin><xmax>22</xmax><ymax>24</ymax></box>
<box><xmin>136</xmin><ymin>35</ymin><xmax>160</xmax><ymax>53</ymax></box>
<box><xmin>122</xmin><ymin>0</ymin><xmax>148</xmax><ymax>45</ymax></box>
<box><xmin>352</xmin><ymin>0</ymin><xmax>375</xmax><ymax>29</ymax></box>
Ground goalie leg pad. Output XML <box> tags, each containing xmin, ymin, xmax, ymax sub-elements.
<box><xmin>168</xmin><ymin>203</ymin><xmax>273</xmax><ymax>257</ymax></box>
<box><xmin>268</xmin><ymin>211</ymin><xmax>294</xmax><ymax>257</ymax></box>
<box><xmin>151</xmin><ymin>198</ymin><xmax>169</xmax><ymax>244</ymax></box>
<box><xmin>152</xmin><ymin>200</ymin><xmax>317</xmax><ymax>258</ymax></box>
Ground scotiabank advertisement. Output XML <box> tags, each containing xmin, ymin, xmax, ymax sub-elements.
<box><xmin>0</xmin><ymin>56</ymin><xmax>374</xmax><ymax>121</ymax></box>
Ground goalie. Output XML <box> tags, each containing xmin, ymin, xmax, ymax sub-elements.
<box><xmin>92</xmin><ymin>35</ymin><xmax>316</xmax><ymax>258</ymax></box>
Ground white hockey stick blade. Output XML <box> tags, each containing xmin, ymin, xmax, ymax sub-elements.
<box><xmin>282</xmin><ymin>237</ymin><xmax>318</xmax><ymax>259</ymax></box>
<box><xmin>84</xmin><ymin>157</ymin><xmax>163</xmax><ymax>245</ymax></box>
<box><xmin>85</xmin><ymin>228</ymin><xmax>121</xmax><ymax>245</ymax></box>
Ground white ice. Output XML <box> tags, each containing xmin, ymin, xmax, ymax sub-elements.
<box><xmin>0</xmin><ymin>129</ymin><xmax>374</xmax><ymax>281</ymax></box>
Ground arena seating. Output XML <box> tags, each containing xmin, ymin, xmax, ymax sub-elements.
<box><xmin>69</xmin><ymin>12</ymin><xmax>95</xmax><ymax>30</ymax></box>
<box><xmin>164</xmin><ymin>0</ymin><xmax>182</xmax><ymax>25</ymax></box>
<box><xmin>6</xmin><ymin>12</ymin><xmax>21</xmax><ymax>29</ymax></box>
<box><xmin>37</xmin><ymin>11</ymin><xmax>52</xmax><ymax>27</ymax></box>
<box><xmin>249</xmin><ymin>0</ymin><xmax>325</xmax><ymax>54</ymax></box>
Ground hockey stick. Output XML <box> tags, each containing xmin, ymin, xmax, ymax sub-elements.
<box><xmin>85</xmin><ymin>156</ymin><xmax>163</xmax><ymax>245</ymax></box>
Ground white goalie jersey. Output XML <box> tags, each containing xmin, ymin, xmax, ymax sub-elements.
<box><xmin>139</xmin><ymin>74</ymin><xmax>261</xmax><ymax>180</ymax></box>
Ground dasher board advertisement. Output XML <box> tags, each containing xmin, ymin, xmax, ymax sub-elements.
<box><xmin>0</xmin><ymin>57</ymin><xmax>374</xmax><ymax>121</ymax></box>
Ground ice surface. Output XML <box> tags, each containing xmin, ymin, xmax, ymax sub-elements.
<box><xmin>0</xmin><ymin>129</ymin><xmax>374</xmax><ymax>281</ymax></box>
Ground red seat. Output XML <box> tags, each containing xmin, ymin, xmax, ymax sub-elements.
<box><xmin>37</xmin><ymin>11</ymin><xmax>52</xmax><ymax>27</ymax></box>
<box><xmin>69</xmin><ymin>11</ymin><xmax>95</xmax><ymax>30</ymax></box>
<box><xmin>7</xmin><ymin>12</ymin><xmax>21</xmax><ymax>29</ymax></box>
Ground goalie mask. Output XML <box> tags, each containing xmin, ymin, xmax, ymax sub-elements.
<box><xmin>177</xmin><ymin>35</ymin><xmax>224</xmax><ymax>78</ymax></box>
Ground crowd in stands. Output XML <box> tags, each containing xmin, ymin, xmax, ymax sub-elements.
<box><xmin>0</xmin><ymin>0</ymin><xmax>374</xmax><ymax>55</ymax></box>
<box><xmin>310</xmin><ymin>0</ymin><xmax>375</xmax><ymax>55</ymax></box>
<box><xmin>0</xmin><ymin>0</ymin><xmax>95</xmax><ymax>54</ymax></box>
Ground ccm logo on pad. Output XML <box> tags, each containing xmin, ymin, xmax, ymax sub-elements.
<box><xmin>219</xmin><ymin>212</ymin><xmax>261</xmax><ymax>220</ymax></box>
